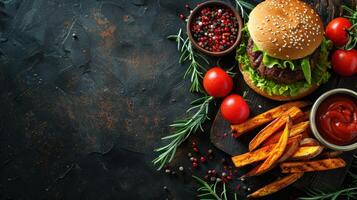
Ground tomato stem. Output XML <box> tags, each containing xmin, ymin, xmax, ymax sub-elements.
<box><xmin>343</xmin><ymin>5</ymin><xmax>357</xmax><ymax>50</ymax></box>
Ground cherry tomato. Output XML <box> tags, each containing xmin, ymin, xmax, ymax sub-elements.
<box><xmin>331</xmin><ymin>49</ymin><xmax>357</xmax><ymax>76</ymax></box>
<box><xmin>203</xmin><ymin>67</ymin><xmax>233</xmax><ymax>97</ymax></box>
<box><xmin>325</xmin><ymin>17</ymin><xmax>352</xmax><ymax>47</ymax></box>
<box><xmin>220</xmin><ymin>94</ymin><xmax>250</xmax><ymax>124</ymax></box>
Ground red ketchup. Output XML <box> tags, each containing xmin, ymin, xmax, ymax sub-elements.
<box><xmin>316</xmin><ymin>94</ymin><xmax>357</xmax><ymax>146</ymax></box>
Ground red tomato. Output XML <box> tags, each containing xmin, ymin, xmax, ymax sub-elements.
<box><xmin>331</xmin><ymin>49</ymin><xmax>357</xmax><ymax>76</ymax></box>
<box><xmin>220</xmin><ymin>94</ymin><xmax>250</xmax><ymax>124</ymax></box>
<box><xmin>203</xmin><ymin>67</ymin><xmax>233</xmax><ymax>97</ymax></box>
<box><xmin>325</xmin><ymin>17</ymin><xmax>352</xmax><ymax>47</ymax></box>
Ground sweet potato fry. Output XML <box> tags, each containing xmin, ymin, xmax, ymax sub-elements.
<box><xmin>262</xmin><ymin>121</ymin><xmax>309</xmax><ymax>146</ymax></box>
<box><xmin>244</xmin><ymin>118</ymin><xmax>292</xmax><ymax>177</ymax></box>
<box><xmin>299</xmin><ymin>138</ymin><xmax>320</xmax><ymax>147</ymax></box>
<box><xmin>289</xmin><ymin>146</ymin><xmax>324</xmax><ymax>160</ymax></box>
<box><xmin>301</xmin><ymin>130</ymin><xmax>310</xmax><ymax>139</ymax></box>
<box><xmin>247</xmin><ymin>172</ymin><xmax>304</xmax><ymax>199</ymax></box>
<box><xmin>232</xmin><ymin>135</ymin><xmax>301</xmax><ymax>168</ymax></box>
<box><xmin>321</xmin><ymin>150</ymin><xmax>343</xmax><ymax>158</ymax></box>
<box><xmin>249</xmin><ymin>107</ymin><xmax>303</xmax><ymax>151</ymax></box>
<box><xmin>280</xmin><ymin>158</ymin><xmax>346</xmax><ymax>173</ymax></box>
<box><xmin>231</xmin><ymin>101</ymin><xmax>310</xmax><ymax>137</ymax></box>
<box><xmin>278</xmin><ymin>137</ymin><xmax>301</xmax><ymax>162</ymax></box>
<box><xmin>232</xmin><ymin>145</ymin><xmax>274</xmax><ymax>168</ymax></box>
<box><xmin>294</xmin><ymin>111</ymin><xmax>310</xmax><ymax>124</ymax></box>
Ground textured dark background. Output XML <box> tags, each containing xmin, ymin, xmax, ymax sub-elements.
<box><xmin>0</xmin><ymin>0</ymin><xmax>356</xmax><ymax>200</ymax></box>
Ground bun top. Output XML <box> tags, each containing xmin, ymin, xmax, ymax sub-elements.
<box><xmin>247</xmin><ymin>0</ymin><xmax>324</xmax><ymax>60</ymax></box>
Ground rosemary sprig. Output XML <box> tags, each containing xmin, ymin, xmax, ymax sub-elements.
<box><xmin>299</xmin><ymin>188</ymin><xmax>357</xmax><ymax>200</ymax></box>
<box><xmin>193</xmin><ymin>175</ymin><xmax>238</xmax><ymax>200</ymax></box>
<box><xmin>153</xmin><ymin>95</ymin><xmax>214</xmax><ymax>170</ymax></box>
<box><xmin>194</xmin><ymin>175</ymin><xmax>234</xmax><ymax>200</ymax></box>
<box><xmin>168</xmin><ymin>29</ymin><xmax>209</xmax><ymax>93</ymax></box>
<box><xmin>234</xmin><ymin>0</ymin><xmax>254</xmax><ymax>21</ymax></box>
<box><xmin>299</xmin><ymin>154</ymin><xmax>357</xmax><ymax>200</ymax></box>
<box><xmin>194</xmin><ymin>175</ymin><xmax>223</xmax><ymax>200</ymax></box>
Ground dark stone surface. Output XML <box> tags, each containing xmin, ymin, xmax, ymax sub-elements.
<box><xmin>0</xmin><ymin>0</ymin><xmax>199</xmax><ymax>199</ymax></box>
<box><xmin>0</xmin><ymin>0</ymin><xmax>356</xmax><ymax>200</ymax></box>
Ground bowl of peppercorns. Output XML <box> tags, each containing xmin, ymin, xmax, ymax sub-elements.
<box><xmin>187</xmin><ymin>1</ymin><xmax>243</xmax><ymax>56</ymax></box>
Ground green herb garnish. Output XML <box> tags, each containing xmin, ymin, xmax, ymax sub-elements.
<box><xmin>193</xmin><ymin>175</ymin><xmax>238</xmax><ymax>200</ymax></box>
<box><xmin>168</xmin><ymin>29</ymin><xmax>209</xmax><ymax>93</ymax></box>
<box><xmin>234</xmin><ymin>0</ymin><xmax>254</xmax><ymax>21</ymax></box>
<box><xmin>153</xmin><ymin>95</ymin><xmax>213</xmax><ymax>170</ymax></box>
<box><xmin>342</xmin><ymin>5</ymin><xmax>357</xmax><ymax>50</ymax></box>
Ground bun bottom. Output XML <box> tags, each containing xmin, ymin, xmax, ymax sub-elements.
<box><xmin>239</xmin><ymin>64</ymin><xmax>318</xmax><ymax>101</ymax></box>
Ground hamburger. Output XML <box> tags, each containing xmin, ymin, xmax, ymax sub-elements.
<box><xmin>237</xmin><ymin>0</ymin><xmax>331</xmax><ymax>101</ymax></box>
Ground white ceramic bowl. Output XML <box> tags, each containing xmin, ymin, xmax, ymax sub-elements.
<box><xmin>310</xmin><ymin>88</ymin><xmax>357</xmax><ymax>151</ymax></box>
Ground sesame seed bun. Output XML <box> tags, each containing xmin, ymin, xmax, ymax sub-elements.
<box><xmin>239</xmin><ymin>64</ymin><xmax>318</xmax><ymax>101</ymax></box>
<box><xmin>247</xmin><ymin>0</ymin><xmax>324</xmax><ymax>60</ymax></box>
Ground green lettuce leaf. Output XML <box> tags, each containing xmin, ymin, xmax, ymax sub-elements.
<box><xmin>236</xmin><ymin>27</ymin><xmax>331</xmax><ymax>97</ymax></box>
<box><xmin>253</xmin><ymin>41</ymin><xmax>311</xmax><ymax>80</ymax></box>
<box><xmin>301</xmin><ymin>58</ymin><xmax>311</xmax><ymax>84</ymax></box>
<box><xmin>261</xmin><ymin>52</ymin><xmax>298</xmax><ymax>71</ymax></box>
<box><xmin>252</xmin><ymin>43</ymin><xmax>260</xmax><ymax>52</ymax></box>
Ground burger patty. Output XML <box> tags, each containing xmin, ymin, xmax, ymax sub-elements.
<box><xmin>247</xmin><ymin>38</ymin><xmax>305</xmax><ymax>84</ymax></box>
